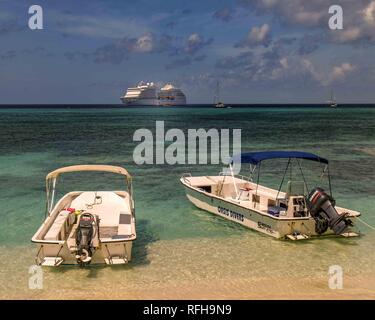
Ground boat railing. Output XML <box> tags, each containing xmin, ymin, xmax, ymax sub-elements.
<box><xmin>219</xmin><ymin>172</ymin><xmax>251</xmax><ymax>182</ymax></box>
<box><xmin>181</xmin><ymin>173</ymin><xmax>192</xmax><ymax>185</ymax></box>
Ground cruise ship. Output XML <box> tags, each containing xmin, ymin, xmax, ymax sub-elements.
<box><xmin>158</xmin><ymin>83</ymin><xmax>186</xmax><ymax>106</ymax></box>
<box><xmin>120</xmin><ymin>81</ymin><xmax>158</xmax><ymax>106</ymax></box>
<box><xmin>120</xmin><ymin>82</ymin><xmax>186</xmax><ymax>106</ymax></box>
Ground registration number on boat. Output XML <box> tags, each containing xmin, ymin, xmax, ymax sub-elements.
<box><xmin>257</xmin><ymin>221</ymin><xmax>275</xmax><ymax>234</ymax></box>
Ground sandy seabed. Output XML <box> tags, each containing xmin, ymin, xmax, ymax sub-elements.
<box><xmin>2</xmin><ymin>276</ymin><xmax>375</xmax><ymax>300</ymax></box>
<box><xmin>1</xmin><ymin>237</ymin><xmax>375</xmax><ymax>300</ymax></box>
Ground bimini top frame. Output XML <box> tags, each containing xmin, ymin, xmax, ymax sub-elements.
<box><xmin>227</xmin><ymin>151</ymin><xmax>332</xmax><ymax>200</ymax></box>
<box><xmin>45</xmin><ymin>165</ymin><xmax>133</xmax><ymax>217</ymax></box>
<box><xmin>46</xmin><ymin>165</ymin><xmax>132</xmax><ymax>180</ymax></box>
<box><xmin>230</xmin><ymin>151</ymin><xmax>329</xmax><ymax>165</ymax></box>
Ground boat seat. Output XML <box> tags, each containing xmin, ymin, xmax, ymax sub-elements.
<box><xmin>44</xmin><ymin>210</ymin><xmax>73</xmax><ymax>241</ymax></box>
<box><xmin>115</xmin><ymin>212</ymin><xmax>132</xmax><ymax>239</ymax></box>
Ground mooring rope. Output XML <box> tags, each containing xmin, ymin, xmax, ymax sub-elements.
<box><xmin>357</xmin><ymin>217</ymin><xmax>375</xmax><ymax>231</ymax></box>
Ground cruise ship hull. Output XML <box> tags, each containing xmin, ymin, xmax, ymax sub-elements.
<box><xmin>158</xmin><ymin>96</ymin><xmax>186</xmax><ymax>106</ymax></box>
<box><xmin>121</xmin><ymin>97</ymin><xmax>159</xmax><ymax>106</ymax></box>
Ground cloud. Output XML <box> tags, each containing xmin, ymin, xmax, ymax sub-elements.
<box><xmin>93</xmin><ymin>32</ymin><xmax>175</xmax><ymax>64</ymax></box>
<box><xmin>216</xmin><ymin>46</ymin><xmax>291</xmax><ymax>83</ymax></box>
<box><xmin>248</xmin><ymin>24</ymin><xmax>270</xmax><ymax>43</ymax></box>
<box><xmin>240</xmin><ymin>0</ymin><xmax>375</xmax><ymax>45</ymax></box>
<box><xmin>216</xmin><ymin>51</ymin><xmax>254</xmax><ymax>69</ymax></box>
<box><xmin>184</xmin><ymin>33</ymin><xmax>213</xmax><ymax>55</ymax></box>
<box><xmin>214</xmin><ymin>38</ymin><xmax>359</xmax><ymax>88</ymax></box>
<box><xmin>363</xmin><ymin>1</ymin><xmax>375</xmax><ymax>25</ymax></box>
<box><xmin>298</xmin><ymin>33</ymin><xmax>324</xmax><ymax>55</ymax></box>
<box><xmin>274</xmin><ymin>36</ymin><xmax>297</xmax><ymax>46</ymax></box>
<box><xmin>56</xmin><ymin>13</ymin><xmax>149</xmax><ymax>39</ymax></box>
<box><xmin>331</xmin><ymin>62</ymin><xmax>356</xmax><ymax>82</ymax></box>
<box><xmin>334</xmin><ymin>27</ymin><xmax>362</xmax><ymax>43</ymax></box>
<box><xmin>213</xmin><ymin>8</ymin><xmax>234</xmax><ymax>22</ymax></box>
<box><xmin>135</xmin><ymin>33</ymin><xmax>154</xmax><ymax>53</ymax></box>
<box><xmin>239</xmin><ymin>0</ymin><xmax>326</xmax><ymax>27</ymax></box>
<box><xmin>164</xmin><ymin>34</ymin><xmax>211</xmax><ymax>69</ymax></box>
<box><xmin>217</xmin><ymin>52</ymin><xmax>284</xmax><ymax>87</ymax></box>
<box><xmin>92</xmin><ymin>31</ymin><xmax>212</xmax><ymax>65</ymax></box>
<box><xmin>236</xmin><ymin>24</ymin><xmax>271</xmax><ymax>47</ymax></box>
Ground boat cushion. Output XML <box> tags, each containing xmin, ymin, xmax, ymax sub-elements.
<box><xmin>44</xmin><ymin>210</ymin><xmax>71</xmax><ymax>240</ymax></box>
<box><xmin>117</xmin><ymin>212</ymin><xmax>132</xmax><ymax>237</ymax></box>
<box><xmin>268</xmin><ymin>206</ymin><xmax>283</xmax><ymax>216</ymax></box>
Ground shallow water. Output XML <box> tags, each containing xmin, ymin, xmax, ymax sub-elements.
<box><xmin>0</xmin><ymin>106</ymin><xmax>374</xmax><ymax>299</ymax></box>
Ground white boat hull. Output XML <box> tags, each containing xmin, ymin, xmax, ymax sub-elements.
<box><xmin>158</xmin><ymin>96</ymin><xmax>186</xmax><ymax>106</ymax></box>
<box><xmin>121</xmin><ymin>97</ymin><xmax>159</xmax><ymax>106</ymax></box>
<box><xmin>34</xmin><ymin>240</ymin><xmax>133</xmax><ymax>266</ymax></box>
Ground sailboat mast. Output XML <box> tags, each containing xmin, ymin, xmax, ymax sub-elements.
<box><xmin>214</xmin><ymin>80</ymin><xmax>220</xmax><ymax>104</ymax></box>
<box><xmin>331</xmin><ymin>90</ymin><xmax>334</xmax><ymax>102</ymax></box>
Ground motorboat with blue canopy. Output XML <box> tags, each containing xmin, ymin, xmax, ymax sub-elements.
<box><xmin>181</xmin><ymin>151</ymin><xmax>360</xmax><ymax>240</ymax></box>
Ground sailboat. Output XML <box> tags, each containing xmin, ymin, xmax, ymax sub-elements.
<box><xmin>214</xmin><ymin>81</ymin><xmax>226</xmax><ymax>108</ymax></box>
<box><xmin>328</xmin><ymin>90</ymin><xmax>337</xmax><ymax>108</ymax></box>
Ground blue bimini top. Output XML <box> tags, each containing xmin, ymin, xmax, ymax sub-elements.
<box><xmin>230</xmin><ymin>151</ymin><xmax>329</xmax><ymax>165</ymax></box>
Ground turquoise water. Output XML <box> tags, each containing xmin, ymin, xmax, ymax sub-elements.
<box><xmin>0</xmin><ymin>106</ymin><xmax>374</xmax><ymax>299</ymax></box>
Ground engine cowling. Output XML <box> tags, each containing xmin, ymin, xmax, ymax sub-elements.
<box><xmin>307</xmin><ymin>187</ymin><xmax>351</xmax><ymax>235</ymax></box>
<box><xmin>75</xmin><ymin>213</ymin><xmax>96</xmax><ymax>266</ymax></box>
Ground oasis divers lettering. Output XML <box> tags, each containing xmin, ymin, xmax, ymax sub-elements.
<box><xmin>218</xmin><ymin>206</ymin><xmax>244</xmax><ymax>222</ymax></box>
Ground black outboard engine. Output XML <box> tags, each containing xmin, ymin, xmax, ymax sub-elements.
<box><xmin>307</xmin><ymin>187</ymin><xmax>352</xmax><ymax>235</ymax></box>
<box><xmin>75</xmin><ymin>213</ymin><xmax>96</xmax><ymax>266</ymax></box>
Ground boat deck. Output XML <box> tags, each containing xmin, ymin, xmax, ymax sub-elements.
<box><xmin>184</xmin><ymin>175</ymin><xmax>287</xmax><ymax>200</ymax></box>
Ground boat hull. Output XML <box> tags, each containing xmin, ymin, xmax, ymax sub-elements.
<box><xmin>32</xmin><ymin>189</ymin><xmax>136</xmax><ymax>266</ymax></box>
<box><xmin>33</xmin><ymin>240</ymin><xmax>133</xmax><ymax>266</ymax></box>
<box><xmin>121</xmin><ymin>97</ymin><xmax>159</xmax><ymax>106</ymax></box>
<box><xmin>181</xmin><ymin>179</ymin><xmax>351</xmax><ymax>239</ymax></box>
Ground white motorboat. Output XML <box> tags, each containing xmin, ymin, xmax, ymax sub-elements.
<box><xmin>32</xmin><ymin>165</ymin><xmax>136</xmax><ymax>266</ymax></box>
<box><xmin>181</xmin><ymin>151</ymin><xmax>360</xmax><ymax>240</ymax></box>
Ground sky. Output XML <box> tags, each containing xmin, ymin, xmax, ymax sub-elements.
<box><xmin>0</xmin><ymin>0</ymin><xmax>375</xmax><ymax>104</ymax></box>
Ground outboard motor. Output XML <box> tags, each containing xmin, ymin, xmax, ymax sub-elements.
<box><xmin>75</xmin><ymin>213</ymin><xmax>96</xmax><ymax>266</ymax></box>
<box><xmin>307</xmin><ymin>187</ymin><xmax>352</xmax><ymax>235</ymax></box>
